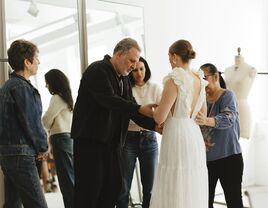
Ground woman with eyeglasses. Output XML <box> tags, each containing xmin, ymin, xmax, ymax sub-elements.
<box><xmin>195</xmin><ymin>63</ymin><xmax>244</xmax><ymax>208</ymax></box>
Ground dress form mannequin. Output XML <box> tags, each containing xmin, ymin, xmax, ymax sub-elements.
<box><xmin>224</xmin><ymin>48</ymin><xmax>256</xmax><ymax>138</ymax></box>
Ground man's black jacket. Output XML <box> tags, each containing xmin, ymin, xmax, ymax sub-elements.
<box><xmin>71</xmin><ymin>55</ymin><xmax>156</xmax><ymax>146</ymax></box>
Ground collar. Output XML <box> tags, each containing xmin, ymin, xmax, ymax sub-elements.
<box><xmin>10</xmin><ymin>71</ymin><xmax>34</xmax><ymax>87</ymax></box>
<box><xmin>103</xmin><ymin>54</ymin><xmax>122</xmax><ymax>80</ymax></box>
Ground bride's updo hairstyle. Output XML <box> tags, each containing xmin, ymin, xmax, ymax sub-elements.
<box><xmin>169</xmin><ymin>39</ymin><xmax>196</xmax><ymax>63</ymax></box>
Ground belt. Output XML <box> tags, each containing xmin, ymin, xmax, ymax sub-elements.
<box><xmin>128</xmin><ymin>130</ymin><xmax>151</xmax><ymax>133</ymax></box>
<box><xmin>50</xmin><ymin>133</ymin><xmax>71</xmax><ymax>139</ymax></box>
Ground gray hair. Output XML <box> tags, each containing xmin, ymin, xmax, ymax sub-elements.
<box><xmin>113</xmin><ymin>38</ymin><xmax>141</xmax><ymax>55</ymax></box>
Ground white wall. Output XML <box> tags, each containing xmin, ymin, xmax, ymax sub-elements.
<box><xmin>143</xmin><ymin>0</ymin><xmax>268</xmax><ymax>84</ymax></box>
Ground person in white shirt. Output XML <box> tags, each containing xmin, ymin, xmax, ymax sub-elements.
<box><xmin>42</xmin><ymin>69</ymin><xmax>74</xmax><ymax>208</ymax></box>
<box><xmin>117</xmin><ymin>57</ymin><xmax>162</xmax><ymax>208</ymax></box>
<box><xmin>224</xmin><ymin>54</ymin><xmax>256</xmax><ymax>138</ymax></box>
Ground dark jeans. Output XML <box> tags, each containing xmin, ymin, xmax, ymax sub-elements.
<box><xmin>207</xmin><ymin>153</ymin><xmax>244</xmax><ymax>208</ymax></box>
<box><xmin>50</xmin><ymin>133</ymin><xmax>74</xmax><ymax>208</ymax></box>
<box><xmin>74</xmin><ymin>139</ymin><xmax>122</xmax><ymax>208</ymax></box>
<box><xmin>117</xmin><ymin>131</ymin><xmax>159</xmax><ymax>208</ymax></box>
<box><xmin>0</xmin><ymin>155</ymin><xmax>48</xmax><ymax>208</ymax></box>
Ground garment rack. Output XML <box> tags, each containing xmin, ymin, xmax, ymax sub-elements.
<box><xmin>221</xmin><ymin>71</ymin><xmax>268</xmax><ymax>75</ymax></box>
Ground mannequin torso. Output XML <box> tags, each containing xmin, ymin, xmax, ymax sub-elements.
<box><xmin>224</xmin><ymin>56</ymin><xmax>256</xmax><ymax>138</ymax></box>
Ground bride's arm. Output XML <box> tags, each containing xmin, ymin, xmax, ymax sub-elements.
<box><xmin>153</xmin><ymin>79</ymin><xmax>178</xmax><ymax>125</ymax></box>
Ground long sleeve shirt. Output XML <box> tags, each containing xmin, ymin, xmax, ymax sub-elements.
<box><xmin>203</xmin><ymin>89</ymin><xmax>242</xmax><ymax>161</ymax></box>
<box><xmin>128</xmin><ymin>82</ymin><xmax>162</xmax><ymax>131</ymax></box>
<box><xmin>42</xmin><ymin>94</ymin><xmax>73</xmax><ymax>135</ymax></box>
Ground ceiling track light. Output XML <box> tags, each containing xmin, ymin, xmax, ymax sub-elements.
<box><xmin>27</xmin><ymin>0</ymin><xmax>39</xmax><ymax>17</ymax></box>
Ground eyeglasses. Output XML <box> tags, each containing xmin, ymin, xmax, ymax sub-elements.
<box><xmin>203</xmin><ymin>74</ymin><xmax>215</xmax><ymax>80</ymax></box>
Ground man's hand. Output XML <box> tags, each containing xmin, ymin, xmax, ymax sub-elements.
<box><xmin>138</xmin><ymin>104</ymin><xmax>158</xmax><ymax>118</ymax></box>
<box><xmin>155</xmin><ymin>123</ymin><xmax>163</xmax><ymax>135</ymax></box>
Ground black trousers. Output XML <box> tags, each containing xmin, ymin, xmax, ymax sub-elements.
<box><xmin>207</xmin><ymin>153</ymin><xmax>244</xmax><ymax>208</ymax></box>
<box><xmin>74</xmin><ymin>140</ymin><xmax>122</xmax><ymax>208</ymax></box>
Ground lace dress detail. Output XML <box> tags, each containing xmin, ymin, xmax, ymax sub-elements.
<box><xmin>150</xmin><ymin>67</ymin><xmax>208</xmax><ymax>208</ymax></box>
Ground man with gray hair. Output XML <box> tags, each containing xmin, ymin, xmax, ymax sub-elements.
<box><xmin>71</xmin><ymin>38</ymin><xmax>158</xmax><ymax>207</ymax></box>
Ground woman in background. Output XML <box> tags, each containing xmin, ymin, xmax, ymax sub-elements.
<box><xmin>117</xmin><ymin>57</ymin><xmax>162</xmax><ymax>208</ymax></box>
<box><xmin>42</xmin><ymin>69</ymin><xmax>74</xmax><ymax>208</ymax></box>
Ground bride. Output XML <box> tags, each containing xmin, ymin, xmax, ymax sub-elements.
<box><xmin>150</xmin><ymin>39</ymin><xmax>208</xmax><ymax>208</ymax></box>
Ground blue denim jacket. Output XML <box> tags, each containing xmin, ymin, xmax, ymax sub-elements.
<box><xmin>0</xmin><ymin>72</ymin><xmax>48</xmax><ymax>156</ymax></box>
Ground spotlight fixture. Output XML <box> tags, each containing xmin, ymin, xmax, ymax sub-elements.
<box><xmin>27</xmin><ymin>0</ymin><xmax>39</xmax><ymax>17</ymax></box>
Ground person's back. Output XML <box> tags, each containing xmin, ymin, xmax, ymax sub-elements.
<box><xmin>167</xmin><ymin>69</ymin><xmax>204</xmax><ymax>119</ymax></box>
<box><xmin>0</xmin><ymin>76</ymin><xmax>40</xmax><ymax>154</ymax></box>
<box><xmin>150</xmin><ymin>40</ymin><xmax>208</xmax><ymax>208</ymax></box>
<box><xmin>150</xmin><ymin>67</ymin><xmax>208</xmax><ymax>208</ymax></box>
<box><xmin>191</xmin><ymin>72</ymin><xmax>202</xmax><ymax>115</ymax></box>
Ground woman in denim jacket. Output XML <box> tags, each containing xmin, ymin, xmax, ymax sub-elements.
<box><xmin>0</xmin><ymin>39</ymin><xmax>48</xmax><ymax>208</ymax></box>
<box><xmin>42</xmin><ymin>69</ymin><xmax>74</xmax><ymax>208</ymax></box>
<box><xmin>195</xmin><ymin>63</ymin><xmax>244</xmax><ymax>208</ymax></box>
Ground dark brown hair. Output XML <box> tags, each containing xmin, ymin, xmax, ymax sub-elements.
<box><xmin>7</xmin><ymin>39</ymin><xmax>38</xmax><ymax>71</ymax></box>
<box><xmin>169</xmin><ymin>39</ymin><xmax>196</xmax><ymax>63</ymax></box>
<box><xmin>45</xmin><ymin>69</ymin><xmax>74</xmax><ymax>111</ymax></box>
<box><xmin>200</xmin><ymin>63</ymin><xmax>226</xmax><ymax>89</ymax></box>
<box><xmin>128</xmin><ymin>56</ymin><xmax>151</xmax><ymax>86</ymax></box>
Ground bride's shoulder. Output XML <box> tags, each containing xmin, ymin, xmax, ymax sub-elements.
<box><xmin>163</xmin><ymin>67</ymin><xmax>188</xmax><ymax>86</ymax></box>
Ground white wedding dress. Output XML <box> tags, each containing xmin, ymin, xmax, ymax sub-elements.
<box><xmin>150</xmin><ymin>67</ymin><xmax>208</xmax><ymax>208</ymax></box>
